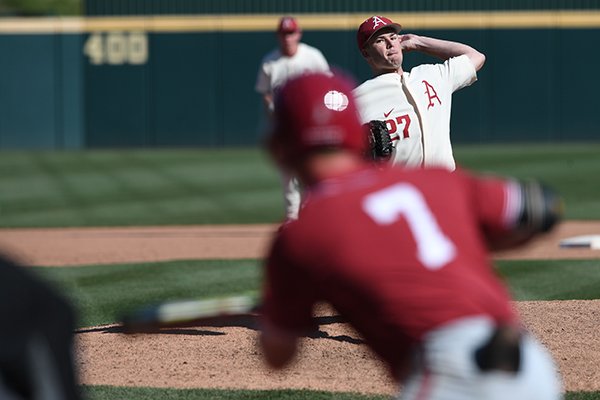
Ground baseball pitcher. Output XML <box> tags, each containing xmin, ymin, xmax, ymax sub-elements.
<box><xmin>354</xmin><ymin>15</ymin><xmax>485</xmax><ymax>170</ymax></box>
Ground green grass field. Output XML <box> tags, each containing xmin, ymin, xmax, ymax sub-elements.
<box><xmin>32</xmin><ymin>259</ymin><xmax>600</xmax><ymax>329</ymax></box>
<box><xmin>0</xmin><ymin>149</ymin><xmax>280</xmax><ymax>227</ymax></box>
<box><xmin>0</xmin><ymin>143</ymin><xmax>599</xmax><ymax>227</ymax></box>
<box><xmin>80</xmin><ymin>387</ymin><xmax>600</xmax><ymax>400</ymax></box>
<box><xmin>2</xmin><ymin>144</ymin><xmax>600</xmax><ymax>399</ymax></box>
<box><xmin>80</xmin><ymin>386</ymin><xmax>600</xmax><ymax>400</ymax></box>
<box><xmin>82</xmin><ymin>386</ymin><xmax>391</xmax><ymax>400</ymax></box>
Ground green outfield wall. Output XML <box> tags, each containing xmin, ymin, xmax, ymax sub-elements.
<box><xmin>83</xmin><ymin>0</ymin><xmax>599</xmax><ymax>15</ymax></box>
<box><xmin>0</xmin><ymin>10</ymin><xmax>599</xmax><ymax>149</ymax></box>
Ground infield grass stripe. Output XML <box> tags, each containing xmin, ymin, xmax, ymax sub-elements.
<box><xmin>496</xmin><ymin>260</ymin><xmax>600</xmax><ymax>301</ymax></box>
<box><xmin>33</xmin><ymin>259</ymin><xmax>262</xmax><ymax>328</ymax></box>
<box><xmin>31</xmin><ymin>259</ymin><xmax>600</xmax><ymax>328</ymax></box>
<box><xmin>566</xmin><ymin>393</ymin><xmax>600</xmax><ymax>400</ymax></box>
<box><xmin>81</xmin><ymin>386</ymin><xmax>599</xmax><ymax>399</ymax></box>
<box><xmin>82</xmin><ymin>386</ymin><xmax>389</xmax><ymax>399</ymax></box>
<box><xmin>1</xmin><ymin>144</ymin><xmax>600</xmax><ymax>226</ymax></box>
<box><xmin>0</xmin><ymin>149</ymin><xmax>282</xmax><ymax>227</ymax></box>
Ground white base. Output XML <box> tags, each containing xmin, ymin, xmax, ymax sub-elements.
<box><xmin>559</xmin><ymin>235</ymin><xmax>600</xmax><ymax>250</ymax></box>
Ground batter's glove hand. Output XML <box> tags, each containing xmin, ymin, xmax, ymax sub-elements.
<box><xmin>365</xmin><ymin>120</ymin><xmax>394</xmax><ymax>162</ymax></box>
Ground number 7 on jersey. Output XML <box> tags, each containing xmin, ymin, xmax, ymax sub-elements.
<box><xmin>363</xmin><ymin>183</ymin><xmax>456</xmax><ymax>270</ymax></box>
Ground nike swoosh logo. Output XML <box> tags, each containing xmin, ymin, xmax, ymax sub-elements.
<box><xmin>383</xmin><ymin>108</ymin><xmax>394</xmax><ymax>118</ymax></box>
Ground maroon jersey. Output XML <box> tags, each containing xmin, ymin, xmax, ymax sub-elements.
<box><xmin>263</xmin><ymin>166</ymin><xmax>521</xmax><ymax>376</ymax></box>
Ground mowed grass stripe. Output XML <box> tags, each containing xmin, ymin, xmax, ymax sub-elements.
<box><xmin>0</xmin><ymin>149</ymin><xmax>281</xmax><ymax>227</ymax></box>
<box><xmin>33</xmin><ymin>259</ymin><xmax>262</xmax><ymax>328</ymax></box>
<box><xmin>496</xmin><ymin>260</ymin><xmax>600</xmax><ymax>301</ymax></box>
<box><xmin>81</xmin><ymin>386</ymin><xmax>599</xmax><ymax>400</ymax></box>
<box><xmin>32</xmin><ymin>258</ymin><xmax>600</xmax><ymax>329</ymax></box>
<box><xmin>1</xmin><ymin>143</ymin><xmax>600</xmax><ymax>227</ymax></box>
<box><xmin>83</xmin><ymin>386</ymin><xmax>390</xmax><ymax>400</ymax></box>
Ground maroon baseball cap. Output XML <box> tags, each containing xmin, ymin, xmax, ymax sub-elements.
<box><xmin>269</xmin><ymin>73</ymin><xmax>367</xmax><ymax>165</ymax></box>
<box><xmin>356</xmin><ymin>15</ymin><xmax>402</xmax><ymax>50</ymax></box>
<box><xmin>277</xmin><ymin>16</ymin><xmax>300</xmax><ymax>33</ymax></box>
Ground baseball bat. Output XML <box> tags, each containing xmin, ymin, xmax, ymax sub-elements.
<box><xmin>120</xmin><ymin>292</ymin><xmax>261</xmax><ymax>333</ymax></box>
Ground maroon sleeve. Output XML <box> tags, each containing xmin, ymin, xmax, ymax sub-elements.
<box><xmin>262</xmin><ymin>234</ymin><xmax>318</xmax><ymax>334</ymax></box>
<box><xmin>460</xmin><ymin>169</ymin><xmax>522</xmax><ymax>245</ymax></box>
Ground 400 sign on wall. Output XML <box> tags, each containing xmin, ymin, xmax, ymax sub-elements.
<box><xmin>83</xmin><ymin>30</ymin><xmax>152</xmax><ymax>147</ymax></box>
<box><xmin>80</xmin><ymin>28</ymin><xmax>224</xmax><ymax>148</ymax></box>
<box><xmin>84</xmin><ymin>31</ymin><xmax>149</xmax><ymax>65</ymax></box>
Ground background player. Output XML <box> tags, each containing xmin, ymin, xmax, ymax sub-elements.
<box><xmin>255</xmin><ymin>16</ymin><xmax>330</xmax><ymax>221</ymax></box>
<box><xmin>354</xmin><ymin>15</ymin><xmax>485</xmax><ymax>170</ymax></box>
<box><xmin>260</xmin><ymin>72</ymin><xmax>563</xmax><ymax>399</ymax></box>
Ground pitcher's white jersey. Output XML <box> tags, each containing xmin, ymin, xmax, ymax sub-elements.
<box><xmin>255</xmin><ymin>43</ymin><xmax>330</xmax><ymax>95</ymax></box>
<box><xmin>353</xmin><ymin>55</ymin><xmax>477</xmax><ymax>170</ymax></box>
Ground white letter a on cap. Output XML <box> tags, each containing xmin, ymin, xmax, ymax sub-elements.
<box><xmin>372</xmin><ymin>16</ymin><xmax>386</xmax><ymax>28</ymax></box>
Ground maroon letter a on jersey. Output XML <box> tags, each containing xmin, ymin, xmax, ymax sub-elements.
<box><xmin>423</xmin><ymin>80</ymin><xmax>442</xmax><ymax>109</ymax></box>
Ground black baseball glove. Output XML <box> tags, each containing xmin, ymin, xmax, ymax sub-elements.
<box><xmin>365</xmin><ymin>120</ymin><xmax>394</xmax><ymax>162</ymax></box>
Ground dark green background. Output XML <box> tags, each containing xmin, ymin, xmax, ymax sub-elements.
<box><xmin>1</xmin><ymin>4</ymin><xmax>599</xmax><ymax>149</ymax></box>
<box><xmin>84</xmin><ymin>0</ymin><xmax>599</xmax><ymax>15</ymax></box>
<box><xmin>85</xmin><ymin>27</ymin><xmax>598</xmax><ymax>146</ymax></box>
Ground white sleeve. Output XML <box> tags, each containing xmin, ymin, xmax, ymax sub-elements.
<box><xmin>446</xmin><ymin>54</ymin><xmax>478</xmax><ymax>92</ymax></box>
<box><xmin>255</xmin><ymin>63</ymin><xmax>271</xmax><ymax>94</ymax></box>
<box><xmin>315</xmin><ymin>50</ymin><xmax>330</xmax><ymax>73</ymax></box>
<box><xmin>352</xmin><ymin>79</ymin><xmax>387</xmax><ymax>124</ymax></box>
<box><xmin>302</xmin><ymin>45</ymin><xmax>330</xmax><ymax>74</ymax></box>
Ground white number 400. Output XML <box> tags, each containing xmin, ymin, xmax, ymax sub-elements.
<box><xmin>363</xmin><ymin>183</ymin><xmax>456</xmax><ymax>270</ymax></box>
<box><xmin>84</xmin><ymin>31</ymin><xmax>148</xmax><ymax>65</ymax></box>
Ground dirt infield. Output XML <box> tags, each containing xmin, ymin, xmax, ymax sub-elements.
<box><xmin>0</xmin><ymin>221</ymin><xmax>599</xmax><ymax>267</ymax></box>
<box><xmin>1</xmin><ymin>221</ymin><xmax>599</xmax><ymax>394</ymax></box>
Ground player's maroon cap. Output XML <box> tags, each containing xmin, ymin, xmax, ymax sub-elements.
<box><xmin>270</xmin><ymin>73</ymin><xmax>367</xmax><ymax>165</ymax></box>
<box><xmin>356</xmin><ymin>15</ymin><xmax>402</xmax><ymax>50</ymax></box>
<box><xmin>277</xmin><ymin>16</ymin><xmax>300</xmax><ymax>33</ymax></box>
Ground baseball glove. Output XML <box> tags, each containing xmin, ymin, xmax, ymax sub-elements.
<box><xmin>365</xmin><ymin>120</ymin><xmax>394</xmax><ymax>162</ymax></box>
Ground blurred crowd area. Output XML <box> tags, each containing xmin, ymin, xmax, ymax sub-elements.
<box><xmin>1</xmin><ymin>0</ymin><xmax>597</xmax><ymax>17</ymax></box>
<box><xmin>0</xmin><ymin>0</ymin><xmax>81</xmax><ymax>16</ymax></box>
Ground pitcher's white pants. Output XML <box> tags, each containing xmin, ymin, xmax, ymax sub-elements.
<box><xmin>398</xmin><ymin>316</ymin><xmax>563</xmax><ymax>400</ymax></box>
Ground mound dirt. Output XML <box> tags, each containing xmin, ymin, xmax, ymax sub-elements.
<box><xmin>1</xmin><ymin>221</ymin><xmax>599</xmax><ymax>394</ymax></box>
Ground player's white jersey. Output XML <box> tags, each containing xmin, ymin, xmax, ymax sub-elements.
<box><xmin>255</xmin><ymin>43</ymin><xmax>330</xmax><ymax>95</ymax></box>
<box><xmin>353</xmin><ymin>54</ymin><xmax>477</xmax><ymax>170</ymax></box>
